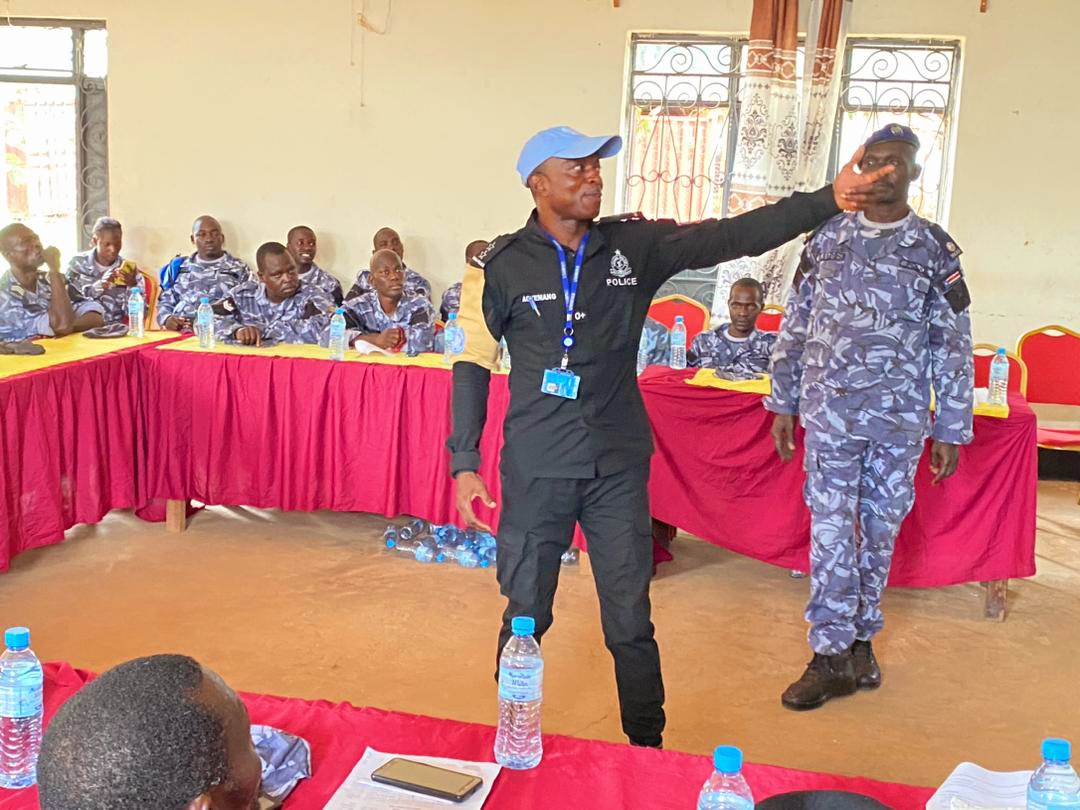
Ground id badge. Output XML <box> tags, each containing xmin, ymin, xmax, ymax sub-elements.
<box><xmin>541</xmin><ymin>367</ymin><xmax>580</xmax><ymax>400</ymax></box>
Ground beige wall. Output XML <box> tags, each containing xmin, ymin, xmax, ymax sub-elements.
<box><xmin>5</xmin><ymin>0</ymin><xmax>1077</xmax><ymax>346</ymax></box>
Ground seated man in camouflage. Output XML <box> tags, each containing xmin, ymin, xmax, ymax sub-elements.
<box><xmin>157</xmin><ymin>215</ymin><xmax>252</xmax><ymax>331</ymax></box>
<box><xmin>341</xmin><ymin>248</ymin><xmax>435</xmax><ymax>352</ymax></box>
<box><xmin>285</xmin><ymin>225</ymin><xmax>342</xmax><ymax>305</ymax></box>
<box><xmin>65</xmin><ymin>217</ymin><xmax>143</xmax><ymax>324</ymax></box>
<box><xmin>689</xmin><ymin>277</ymin><xmax>776</xmax><ymax>376</ymax></box>
<box><xmin>638</xmin><ymin>316</ymin><xmax>671</xmax><ymax>367</ymax></box>
<box><xmin>0</xmin><ymin>223</ymin><xmax>104</xmax><ymax>341</ymax></box>
<box><xmin>440</xmin><ymin>239</ymin><xmax>489</xmax><ymax>322</ymax></box>
<box><xmin>215</xmin><ymin>242</ymin><xmax>334</xmax><ymax>346</ymax></box>
<box><xmin>346</xmin><ymin>226</ymin><xmax>432</xmax><ymax>301</ymax></box>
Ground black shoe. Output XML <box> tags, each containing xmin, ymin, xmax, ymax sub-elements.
<box><xmin>852</xmin><ymin>639</ymin><xmax>881</xmax><ymax>690</ymax></box>
<box><xmin>781</xmin><ymin>650</ymin><xmax>857</xmax><ymax>711</ymax></box>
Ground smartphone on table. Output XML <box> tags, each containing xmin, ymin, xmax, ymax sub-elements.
<box><xmin>371</xmin><ymin>757</ymin><xmax>483</xmax><ymax>803</ymax></box>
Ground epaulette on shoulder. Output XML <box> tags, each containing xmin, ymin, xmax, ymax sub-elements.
<box><xmin>597</xmin><ymin>211</ymin><xmax>646</xmax><ymax>225</ymax></box>
<box><xmin>926</xmin><ymin>222</ymin><xmax>963</xmax><ymax>259</ymax></box>
<box><xmin>470</xmin><ymin>232</ymin><xmax>518</xmax><ymax>270</ymax></box>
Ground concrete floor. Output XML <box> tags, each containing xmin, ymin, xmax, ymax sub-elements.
<box><xmin>2</xmin><ymin>481</ymin><xmax>1078</xmax><ymax>790</ymax></box>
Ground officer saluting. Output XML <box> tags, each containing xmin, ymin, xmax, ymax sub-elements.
<box><xmin>448</xmin><ymin>125</ymin><xmax>892</xmax><ymax>747</ymax></box>
<box><xmin>766</xmin><ymin>124</ymin><xmax>974</xmax><ymax>711</ymax></box>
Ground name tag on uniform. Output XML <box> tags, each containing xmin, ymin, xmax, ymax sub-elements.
<box><xmin>541</xmin><ymin>368</ymin><xmax>580</xmax><ymax>400</ymax></box>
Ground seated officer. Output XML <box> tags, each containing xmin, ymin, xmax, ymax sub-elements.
<box><xmin>65</xmin><ymin>217</ymin><xmax>142</xmax><ymax>324</ymax></box>
<box><xmin>38</xmin><ymin>654</ymin><xmax>262</xmax><ymax>810</ymax></box>
<box><xmin>341</xmin><ymin>248</ymin><xmax>435</xmax><ymax>352</ymax></box>
<box><xmin>0</xmin><ymin>223</ymin><xmax>104</xmax><ymax>341</ymax></box>
<box><xmin>285</xmin><ymin>225</ymin><xmax>343</xmax><ymax>305</ymax></box>
<box><xmin>215</xmin><ymin>242</ymin><xmax>334</xmax><ymax>346</ymax></box>
<box><xmin>689</xmin><ymin>277</ymin><xmax>776</xmax><ymax>375</ymax></box>
<box><xmin>346</xmin><ymin>226</ymin><xmax>432</xmax><ymax>301</ymax></box>
<box><xmin>639</xmin><ymin>315</ymin><xmax>671</xmax><ymax>366</ymax></box>
<box><xmin>440</xmin><ymin>239</ymin><xmax>488</xmax><ymax>321</ymax></box>
<box><xmin>157</xmin><ymin>215</ymin><xmax>252</xmax><ymax>331</ymax></box>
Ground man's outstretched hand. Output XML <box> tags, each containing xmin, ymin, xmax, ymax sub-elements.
<box><xmin>833</xmin><ymin>146</ymin><xmax>895</xmax><ymax>212</ymax></box>
<box><xmin>454</xmin><ymin>471</ymin><xmax>496</xmax><ymax>533</ymax></box>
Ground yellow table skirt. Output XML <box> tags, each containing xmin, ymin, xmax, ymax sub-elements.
<box><xmin>0</xmin><ymin>332</ymin><xmax>179</xmax><ymax>381</ymax></box>
<box><xmin>685</xmin><ymin>369</ymin><xmax>772</xmax><ymax>395</ymax></box>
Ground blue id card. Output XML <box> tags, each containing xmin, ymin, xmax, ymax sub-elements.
<box><xmin>541</xmin><ymin>368</ymin><xmax>580</xmax><ymax>400</ymax></box>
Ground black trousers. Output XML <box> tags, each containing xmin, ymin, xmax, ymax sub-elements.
<box><xmin>495</xmin><ymin>462</ymin><xmax>665</xmax><ymax>744</ymax></box>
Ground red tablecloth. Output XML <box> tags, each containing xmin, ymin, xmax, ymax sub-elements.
<box><xmin>0</xmin><ymin>662</ymin><xmax>934</xmax><ymax>810</ymax></box>
<box><xmin>0</xmin><ymin>351</ymin><xmax>146</xmax><ymax>571</ymax></box>
<box><xmin>640</xmin><ymin>370</ymin><xmax>1038</xmax><ymax>587</ymax></box>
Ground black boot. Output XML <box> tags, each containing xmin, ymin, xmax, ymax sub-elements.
<box><xmin>781</xmin><ymin>649</ymin><xmax>857</xmax><ymax>711</ymax></box>
<box><xmin>852</xmin><ymin>639</ymin><xmax>881</xmax><ymax>690</ymax></box>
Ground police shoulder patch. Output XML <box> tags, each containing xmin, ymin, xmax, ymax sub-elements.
<box><xmin>470</xmin><ymin>232</ymin><xmax>519</xmax><ymax>270</ymax></box>
<box><xmin>926</xmin><ymin>223</ymin><xmax>962</xmax><ymax>260</ymax></box>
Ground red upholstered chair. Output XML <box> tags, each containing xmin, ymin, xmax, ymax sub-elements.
<box><xmin>755</xmin><ymin>304</ymin><xmax>786</xmax><ymax>333</ymax></box>
<box><xmin>647</xmin><ymin>294</ymin><xmax>710</xmax><ymax>341</ymax></box>
<box><xmin>1017</xmin><ymin>324</ymin><xmax>1080</xmax><ymax>405</ymax></box>
<box><xmin>973</xmin><ymin>343</ymin><xmax>1028</xmax><ymax>396</ymax></box>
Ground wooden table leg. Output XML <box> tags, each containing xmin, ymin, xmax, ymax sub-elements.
<box><xmin>984</xmin><ymin>579</ymin><xmax>1008</xmax><ymax>621</ymax></box>
<box><xmin>166</xmin><ymin>499</ymin><xmax>189</xmax><ymax>533</ymax></box>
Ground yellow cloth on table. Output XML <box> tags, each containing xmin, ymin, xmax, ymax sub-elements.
<box><xmin>0</xmin><ymin>332</ymin><xmax>179</xmax><ymax>381</ymax></box>
<box><xmin>156</xmin><ymin>337</ymin><xmax>506</xmax><ymax>372</ymax></box>
<box><xmin>685</xmin><ymin>369</ymin><xmax>772</xmax><ymax>395</ymax></box>
<box><xmin>931</xmin><ymin>388</ymin><xmax>1009</xmax><ymax>419</ymax></box>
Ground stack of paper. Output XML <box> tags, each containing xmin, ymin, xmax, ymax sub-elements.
<box><xmin>926</xmin><ymin>762</ymin><xmax>1032</xmax><ymax>810</ymax></box>
<box><xmin>325</xmin><ymin>747</ymin><xmax>502</xmax><ymax>809</ymax></box>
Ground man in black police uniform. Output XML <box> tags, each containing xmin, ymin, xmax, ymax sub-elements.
<box><xmin>447</xmin><ymin>126</ymin><xmax>892</xmax><ymax>748</ymax></box>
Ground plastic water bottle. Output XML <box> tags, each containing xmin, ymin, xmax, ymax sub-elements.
<box><xmin>385</xmin><ymin>536</ymin><xmax>444</xmax><ymax>564</ymax></box>
<box><xmin>697</xmin><ymin>746</ymin><xmax>754</xmax><ymax>810</ymax></box>
<box><xmin>329</xmin><ymin>307</ymin><xmax>348</xmax><ymax>360</ymax></box>
<box><xmin>670</xmin><ymin>315</ymin><xmax>687</xmax><ymax>369</ymax></box>
<box><xmin>499</xmin><ymin>337</ymin><xmax>512</xmax><ymax>371</ymax></box>
<box><xmin>480</xmin><ymin>546</ymin><xmax>497</xmax><ymax>566</ymax></box>
<box><xmin>0</xmin><ymin>628</ymin><xmax>43</xmax><ymax>789</ymax></box>
<box><xmin>398</xmin><ymin>518</ymin><xmax>427</xmax><ymax>542</ymax></box>
<box><xmin>196</xmin><ymin>296</ymin><xmax>215</xmax><ymax>349</ymax></box>
<box><xmin>989</xmin><ymin>347</ymin><xmax>1010</xmax><ymax>406</ymax></box>
<box><xmin>444</xmin><ymin>312</ymin><xmax>464</xmax><ymax>365</ymax></box>
<box><xmin>495</xmin><ymin>616</ymin><xmax>543</xmax><ymax>770</ymax></box>
<box><xmin>637</xmin><ymin>329</ymin><xmax>651</xmax><ymax>376</ymax></box>
<box><xmin>127</xmin><ymin>286</ymin><xmax>145</xmax><ymax>338</ymax></box>
<box><xmin>444</xmin><ymin>546</ymin><xmax>488</xmax><ymax>568</ymax></box>
<box><xmin>1028</xmin><ymin>738</ymin><xmax>1080</xmax><ymax>809</ymax></box>
<box><xmin>560</xmin><ymin>547</ymin><xmax>580</xmax><ymax>566</ymax></box>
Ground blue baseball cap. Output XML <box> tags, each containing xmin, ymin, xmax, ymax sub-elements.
<box><xmin>864</xmin><ymin>123</ymin><xmax>921</xmax><ymax>151</ymax></box>
<box><xmin>516</xmin><ymin>126</ymin><xmax>623</xmax><ymax>187</ymax></box>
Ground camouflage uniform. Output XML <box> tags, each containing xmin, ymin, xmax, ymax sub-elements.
<box><xmin>0</xmin><ymin>270</ymin><xmax>105</xmax><ymax>341</ymax></box>
<box><xmin>213</xmin><ymin>281</ymin><xmax>335</xmax><ymax>345</ymax></box>
<box><xmin>156</xmin><ymin>252</ymin><xmax>252</xmax><ymax>326</ymax></box>
<box><xmin>346</xmin><ymin>265</ymin><xmax>432</xmax><ymax>302</ymax></box>
<box><xmin>688</xmin><ymin>323</ymin><xmax>776</xmax><ymax>375</ymax></box>
<box><xmin>65</xmin><ymin>249</ymin><xmax>131</xmax><ymax>324</ymax></box>
<box><xmin>298</xmin><ymin>263</ymin><xmax>343</xmax><ymax>305</ymax></box>
<box><xmin>440</xmin><ymin>282</ymin><xmax>462</xmax><ymax>322</ymax></box>
<box><xmin>638</xmin><ymin>316</ymin><xmax>671</xmax><ymax>367</ymax></box>
<box><xmin>765</xmin><ymin>210</ymin><xmax>974</xmax><ymax>655</ymax></box>
<box><xmin>341</xmin><ymin>289</ymin><xmax>436</xmax><ymax>352</ymax></box>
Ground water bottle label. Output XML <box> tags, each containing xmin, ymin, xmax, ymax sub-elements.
<box><xmin>447</xmin><ymin>329</ymin><xmax>466</xmax><ymax>355</ymax></box>
<box><xmin>0</xmin><ymin>683</ymin><xmax>42</xmax><ymax>719</ymax></box>
<box><xmin>498</xmin><ymin>664</ymin><xmax>543</xmax><ymax>702</ymax></box>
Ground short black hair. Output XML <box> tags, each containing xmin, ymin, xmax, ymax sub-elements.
<box><xmin>729</xmin><ymin>276</ymin><xmax>765</xmax><ymax>304</ymax></box>
<box><xmin>255</xmin><ymin>241</ymin><xmax>290</xmax><ymax>273</ymax></box>
<box><xmin>286</xmin><ymin>225</ymin><xmax>314</xmax><ymax>242</ymax></box>
<box><xmin>91</xmin><ymin>217</ymin><xmax>122</xmax><ymax>236</ymax></box>
<box><xmin>38</xmin><ymin>655</ymin><xmax>229</xmax><ymax>810</ymax></box>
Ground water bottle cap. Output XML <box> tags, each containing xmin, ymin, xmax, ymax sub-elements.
<box><xmin>511</xmin><ymin>616</ymin><xmax>536</xmax><ymax>636</ymax></box>
<box><xmin>1043</xmin><ymin>738</ymin><xmax>1071</xmax><ymax>761</ymax></box>
<box><xmin>200</xmin><ymin>296</ymin><xmax>210</xmax><ymax>304</ymax></box>
<box><xmin>435</xmin><ymin>552</ymin><xmax>446</xmax><ymax>563</ymax></box>
<box><xmin>335</xmin><ymin>306</ymin><xmax>345</xmax><ymax>314</ymax></box>
<box><xmin>4</xmin><ymin>627</ymin><xmax>30</xmax><ymax>650</ymax></box>
<box><xmin>713</xmin><ymin>745</ymin><xmax>743</xmax><ymax>774</ymax></box>
<box><xmin>996</xmin><ymin>347</ymin><xmax>1006</xmax><ymax>355</ymax></box>
<box><xmin>448</xmin><ymin>312</ymin><xmax>457</xmax><ymax>321</ymax></box>
<box><xmin>385</xmin><ymin>538</ymin><xmax>396</xmax><ymax>548</ymax></box>
<box><xmin>675</xmin><ymin>315</ymin><xmax>684</xmax><ymax>323</ymax></box>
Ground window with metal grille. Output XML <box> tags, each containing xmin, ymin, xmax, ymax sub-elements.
<box><xmin>620</xmin><ymin>34</ymin><xmax>961</xmax><ymax>305</ymax></box>
<box><xmin>1</xmin><ymin>19</ymin><xmax>109</xmax><ymax>259</ymax></box>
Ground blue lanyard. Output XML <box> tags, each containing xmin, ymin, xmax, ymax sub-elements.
<box><xmin>547</xmin><ymin>232</ymin><xmax>590</xmax><ymax>368</ymax></box>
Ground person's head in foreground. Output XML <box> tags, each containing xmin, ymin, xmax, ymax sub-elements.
<box><xmin>518</xmin><ymin>126</ymin><xmax>622</xmax><ymax>224</ymax></box>
<box><xmin>369</xmin><ymin>247</ymin><xmax>405</xmax><ymax>303</ymax></box>
<box><xmin>858</xmin><ymin>123</ymin><xmax>922</xmax><ymax>215</ymax></box>
<box><xmin>191</xmin><ymin>215</ymin><xmax>226</xmax><ymax>262</ymax></box>
<box><xmin>727</xmin><ymin>277</ymin><xmax>765</xmax><ymax>338</ymax></box>
<box><xmin>255</xmin><ymin>241</ymin><xmax>300</xmax><ymax>303</ymax></box>
<box><xmin>38</xmin><ymin>654</ymin><xmax>262</xmax><ymax>810</ymax></box>
<box><xmin>0</xmin><ymin>222</ymin><xmax>46</xmax><ymax>274</ymax></box>
<box><xmin>465</xmin><ymin>239</ymin><xmax>488</xmax><ymax>264</ymax></box>
<box><xmin>90</xmin><ymin>217</ymin><xmax>123</xmax><ymax>266</ymax></box>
